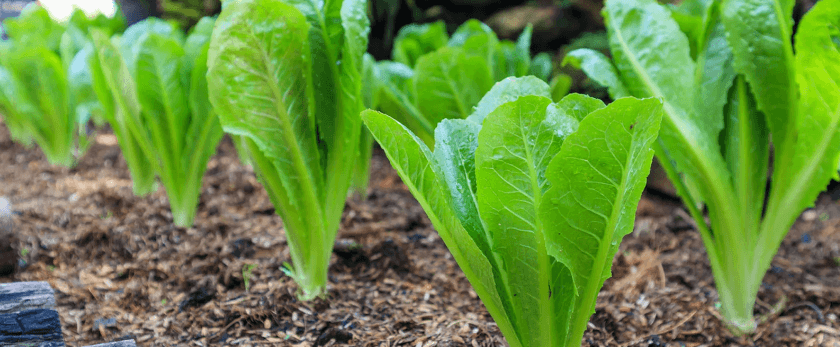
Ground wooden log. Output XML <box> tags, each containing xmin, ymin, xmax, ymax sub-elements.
<box><xmin>0</xmin><ymin>282</ymin><xmax>64</xmax><ymax>347</ymax></box>
<box><xmin>0</xmin><ymin>197</ymin><xmax>17</xmax><ymax>276</ymax></box>
<box><xmin>83</xmin><ymin>340</ymin><xmax>137</xmax><ymax>347</ymax></box>
<box><xmin>0</xmin><ymin>282</ymin><xmax>56</xmax><ymax>314</ymax></box>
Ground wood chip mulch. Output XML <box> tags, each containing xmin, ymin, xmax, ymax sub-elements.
<box><xmin>0</xmin><ymin>123</ymin><xmax>838</xmax><ymax>346</ymax></box>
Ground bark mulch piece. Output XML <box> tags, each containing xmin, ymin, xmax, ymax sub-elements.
<box><xmin>1</xmin><ymin>122</ymin><xmax>839</xmax><ymax>346</ymax></box>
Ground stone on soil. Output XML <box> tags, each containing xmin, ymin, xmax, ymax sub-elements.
<box><xmin>0</xmin><ymin>197</ymin><xmax>17</xmax><ymax>276</ymax></box>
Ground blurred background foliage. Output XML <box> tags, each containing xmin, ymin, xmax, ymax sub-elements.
<box><xmin>157</xmin><ymin>0</ymin><xmax>219</xmax><ymax>30</ymax></box>
<box><xmin>366</xmin><ymin>0</ymin><xmax>606</xmax><ymax>60</ymax></box>
<box><xmin>30</xmin><ymin>0</ymin><xmax>824</xmax><ymax>99</ymax></box>
<box><xmin>111</xmin><ymin>0</ymin><xmax>613</xmax><ymax>98</ymax></box>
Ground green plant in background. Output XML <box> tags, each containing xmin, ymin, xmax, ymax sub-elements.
<box><xmin>0</xmin><ymin>5</ymin><xmax>124</xmax><ymax>167</ymax></box>
<box><xmin>373</xmin><ymin>20</ymin><xmax>565</xmax><ymax>147</ymax></box>
<box><xmin>158</xmin><ymin>0</ymin><xmax>221</xmax><ymax>31</ymax></box>
<box><xmin>390</xmin><ymin>21</ymin><xmax>449</xmax><ymax>68</ymax></box>
<box><xmin>242</xmin><ymin>263</ymin><xmax>258</xmax><ymax>291</ymax></box>
<box><xmin>567</xmin><ymin>0</ymin><xmax>840</xmax><ymax>334</ymax></box>
<box><xmin>88</xmin><ymin>17</ymin><xmax>223</xmax><ymax>227</ymax></box>
<box><xmin>363</xmin><ymin>76</ymin><xmax>663</xmax><ymax>347</ymax></box>
<box><xmin>207</xmin><ymin>0</ymin><xmax>370</xmax><ymax>300</ymax></box>
<box><xmin>350</xmin><ymin>54</ymin><xmax>382</xmax><ymax>198</ymax></box>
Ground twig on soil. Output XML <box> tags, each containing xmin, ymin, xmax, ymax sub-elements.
<box><xmin>673</xmin><ymin>208</ymin><xmax>708</xmax><ymax>234</ymax></box>
<box><xmin>209</xmin><ymin>316</ymin><xmax>246</xmax><ymax>342</ymax></box>
<box><xmin>756</xmin><ymin>295</ymin><xmax>788</xmax><ymax>325</ymax></box>
<box><xmin>785</xmin><ymin>300</ymin><xmax>825</xmax><ymax>323</ymax></box>
<box><xmin>618</xmin><ymin>310</ymin><xmax>697</xmax><ymax>347</ymax></box>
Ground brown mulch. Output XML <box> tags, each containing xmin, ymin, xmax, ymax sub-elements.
<box><xmin>0</xmin><ymin>122</ymin><xmax>838</xmax><ymax>347</ymax></box>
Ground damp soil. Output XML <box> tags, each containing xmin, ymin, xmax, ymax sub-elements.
<box><xmin>0</xmin><ymin>122</ymin><xmax>838</xmax><ymax>347</ymax></box>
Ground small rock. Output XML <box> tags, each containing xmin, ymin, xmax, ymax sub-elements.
<box><xmin>179</xmin><ymin>286</ymin><xmax>216</xmax><ymax>311</ymax></box>
<box><xmin>802</xmin><ymin>209</ymin><xmax>818</xmax><ymax>221</ymax></box>
<box><xmin>93</xmin><ymin>317</ymin><xmax>117</xmax><ymax>331</ymax></box>
<box><xmin>0</xmin><ymin>197</ymin><xmax>12</xmax><ymax>233</ymax></box>
<box><xmin>314</xmin><ymin>327</ymin><xmax>352</xmax><ymax>346</ymax></box>
<box><xmin>0</xmin><ymin>196</ymin><xmax>18</xmax><ymax>276</ymax></box>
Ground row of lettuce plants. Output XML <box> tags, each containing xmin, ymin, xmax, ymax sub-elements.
<box><xmin>206</xmin><ymin>0</ymin><xmax>660</xmax><ymax>346</ymax></box>
<box><xmin>1</xmin><ymin>0</ymin><xmax>839</xmax><ymax>345</ymax></box>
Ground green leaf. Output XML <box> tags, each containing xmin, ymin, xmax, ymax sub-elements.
<box><xmin>135</xmin><ymin>33</ymin><xmax>190</xmax><ymax>164</ymax></box>
<box><xmin>362</xmin><ymin>109</ymin><xmax>520</xmax><ymax>347</ymax></box>
<box><xmin>529</xmin><ymin>52</ymin><xmax>553</xmax><ymax>82</ymax></box>
<box><xmin>549</xmin><ymin>74</ymin><xmax>572</xmax><ymax>103</ymax></box>
<box><xmin>392</xmin><ymin>21</ymin><xmax>449</xmax><ymax>67</ymax></box>
<box><xmin>89</xmin><ymin>29</ymin><xmax>156</xmax><ymax>195</ymax></box>
<box><xmin>286</xmin><ymin>0</ymin><xmax>344</xmax><ymax>144</ymax></box>
<box><xmin>694</xmin><ymin>16</ymin><xmax>734</xmax><ymax>128</ymax></box>
<box><xmin>720</xmin><ymin>77</ymin><xmax>768</xmax><ymax>240</ymax></box>
<box><xmin>68</xmin><ymin>44</ymin><xmax>103</xmax><ymax>125</ymax></box>
<box><xmin>721</xmin><ymin>0</ymin><xmax>795</xmax><ymax>160</ymax></box>
<box><xmin>326</xmin><ymin>0</ymin><xmax>369</xmax><ymax>222</ymax></box>
<box><xmin>361</xmin><ymin>53</ymin><xmax>380</xmax><ymax>109</ymax></box>
<box><xmin>667</xmin><ymin>0</ymin><xmax>712</xmax><ymax>57</ymax></box>
<box><xmin>60</xmin><ymin>25</ymin><xmax>89</xmax><ymax>69</ymax></box>
<box><xmin>414</xmin><ymin>47</ymin><xmax>494</xmax><ymax>123</ymax></box>
<box><xmin>605</xmin><ymin>0</ymin><xmax>695</xmax><ymax>115</ymax></box>
<box><xmin>764</xmin><ymin>0</ymin><xmax>840</xmax><ymax>254</ymax></box>
<box><xmin>433</xmin><ymin>119</ymin><xmax>488</xmax><ymax>259</ymax></box>
<box><xmin>0</xmin><ymin>65</ymin><xmax>36</xmax><ymax>146</ymax></box>
<box><xmin>554</xmin><ymin>93</ymin><xmax>606</xmax><ymax>122</ymax></box>
<box><xmin>183</xmin><ymin>16</ymin><xmax>216</xmax><ymax>73</ymax></box>
<box><xmin>180</xmin><ymin>43</ymin><xmax>224</xmax><ymax>227</ymax></box>
<box><xmin>449</xmin><ymin>19</ymin><xmax>496</xmax><ymax>48</ymax></box>
<box><xmin>376</xmin><ymin>62</ymin><xmax>433</xmax><ymax>145</ymax></box>
<box><xmin>449</xmin><ymin>20</ymin><xmax>501</xmax><ymax>78</ymax></box>
<box><xmin>353</xmin><ymin>53</ymin><xmax>381</xmax><ymax>196</ymax></box>
<box><xmin>542</xmin><ymin>97</ymin><xmax>663</xmax><ymax>345</ymax></box>
<box><xmin>602</xmin><ymin>0</ymin><xmax>731</xmax><ymax>212</ymax></box>
<box><xmin>467</xmin><ymin>76</ymin><xmax>550</xmax><ymax>125</ymax></box>
<box><xmin>513</xmin><ymin>25</ymin><xmax>533</xmax><ymax>77</ymax></box>
<box><xmin>119</xmin><ymin>18</ymin><xmax>182</xmax><ymax>75</ymax></box>
<box><xmin>562</xmin><ymin>49</ymin><xmax>629</xmax><ymax>99</ymax></box>
<box><xmin>475</xmin><ymin>95</ymin><xmax>578</xmax><ymax>346</ymax></box>
<box><xmin>3</xmin><ymin>3</ymin><xmax>64</xmax><ymax>51</ymax></box>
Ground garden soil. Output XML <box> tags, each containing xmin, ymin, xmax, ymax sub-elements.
<box><xmin>0</xmin><ymin>123</ymin><xmax>838</xmax><ymax>347</ymax></box>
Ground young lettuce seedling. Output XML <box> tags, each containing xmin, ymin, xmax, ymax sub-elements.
<box><xmin>566</xmin><ymin>0</ymin><xmax>840</xmax><ymax>334</ymax></box>
<box><xmin>207</xmin><ymin>0</ymin><xmax>369</xmax><ymax>300</ymax></box>
<box><xmin>89</xmin><ymin>17</ymin><xmax>223</xmax><ymax>227</ymax></box>
<box><xmin>363</xmin><ymin>76</ymin><xmax>663</xmax><ymax>347</ymax></box>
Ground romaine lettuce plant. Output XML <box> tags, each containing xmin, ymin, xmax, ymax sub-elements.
<box><xmin>0</xmin><ymin>44</ymin><xmax>85</xmax><ymax>167</ymax></box>
<box><xmin>566</xmin><ymin>0</ymin><xmax>840</xmax><ymax>334</ymax></box>
<box><xmin>88</xmin><ymin>17</ymin><xmax>223</xmax><ymax>227</ymax></box>
<box><xmin>0</xmin><ymin>5</ymin><xmax>116</xmax><ymax>167</ymax></box>
<box><xmin>207</xmin><ymin>0</ymin><xmax>369</xmax><ymax>300</ymax></box>
<box><xmin>362</xmin><ymin>76</ymin><xmax>663</xmax><ymax>347</ymax></box>
<box><xmin>374</xmin><ymin>20</ymin><xmax>560</xmax><ymax>147</ymax></box>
